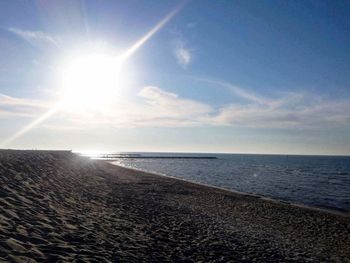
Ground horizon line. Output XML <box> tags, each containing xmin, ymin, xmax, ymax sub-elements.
<box><xmin>1</xmin><ymin>148</ymin><xmax>349</xmax><ymax>157</ymax></box>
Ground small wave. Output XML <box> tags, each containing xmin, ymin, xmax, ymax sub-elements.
<box><xmin>336</xmin><ymin>172</ymin><xmax>349</xmax><ymax>175</ymax></box>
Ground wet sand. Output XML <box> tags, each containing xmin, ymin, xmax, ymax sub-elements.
<box><xmin>0</xmin><ymin>150</ymin><xmax>349</xmax><ymax>262</ymax></box>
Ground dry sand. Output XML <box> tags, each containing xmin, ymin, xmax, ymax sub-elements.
<box><xmin>0</xmin><ymin>150</ymin><xmax>349</xmax><ymax>262</ymax></box>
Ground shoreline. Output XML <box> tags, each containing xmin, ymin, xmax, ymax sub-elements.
<box><xmin>109</xmin><ymin>161</ymin><xmax>350</xmax><ymax>218</ymax></box>
<box><xmin>1</xmin><ymin>150</ymin><xmax>349</xmax><ymax>261</ymax></box>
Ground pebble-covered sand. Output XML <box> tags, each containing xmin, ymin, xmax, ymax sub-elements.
<box><xmin>0</xmin><ymin>150</ymin><xmax>349</xmax><ymax>262</ymax></box>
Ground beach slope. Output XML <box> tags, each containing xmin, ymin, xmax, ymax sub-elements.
<box><xmin>0</xmin><ymin>150</ymin><xmax>349</xmax><ymax>262</ymax></box>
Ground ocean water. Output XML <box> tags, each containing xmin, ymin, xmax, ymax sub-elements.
<box><xmin>108</xmin><ymin>153</ymin><xmax>350</xmax><ymax>212</ymax></box>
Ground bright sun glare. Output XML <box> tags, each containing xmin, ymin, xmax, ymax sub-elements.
<box><xmin>60</xmin><ymin>53</ymin><xmax>123</xmax><ymax>110</ymax></box>
<box><xmin>1</xmin><ymin>2</ymin><xmax>184</xmax><ymax>147</ymax></box>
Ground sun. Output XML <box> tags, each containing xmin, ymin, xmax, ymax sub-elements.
<box><xmin>60</xmin><ymin>52</ymin><xmax>123</xmax><ymax>110</ymax></box>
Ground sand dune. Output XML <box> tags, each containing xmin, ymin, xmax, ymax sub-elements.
<box><xmin>0</xmin><ymin>150</ymin><xmax>349</xmax><ymax>262</ymax></box>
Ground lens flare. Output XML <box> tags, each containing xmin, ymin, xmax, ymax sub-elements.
<box><xmin>1</xmin><ymin>1</ymin><xmax>187</xmax><ymax>146</ymax></box>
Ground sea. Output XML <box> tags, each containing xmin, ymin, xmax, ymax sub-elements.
<box><xmin>90</xmin><ymin>152</ymin><xmax>350</xmax><ymax>213</ymax></box>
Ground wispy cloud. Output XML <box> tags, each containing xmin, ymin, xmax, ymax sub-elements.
<box><xmin>36</xmin><ymin>86</ymin><xmax>212</xmax><ymax>130</ymax></box>
<box><xmin>200</xmin><ymin>79</ymin><xmax>272</xmax><ymax>105</ymax></box>
<box><xmin>96</xmin><ymin>86</ymin><xmax>212</xmax><ymax>128</ymax></box>
<box><xmin>0</xmin><ymin>94</ymin><xmax>47</xmax><ymax>107</ymax></box>
<box><xmin>0</xmin><ymin>93</ymin><xmax>49</xmax><ymax>118</ymax></box>
<box><xmin>8</xmin><ymin>28</ymin><xmax>60</xmax><ymax>49</ymax></box>
<box><xmin>187</xmin><ymin>22</ymin><xmax>196</xmax><ymax>28</ymax></box>
<box><xmin>2</xmin><ymin>84</ymin><xmax>350</xmax><ymax>131</ymax></box>
<box><xmin>137</xmin><ymin>86</ymin><xmax>211</xmax><ymax>122</ymax></box>
<box><xmin>69</xmin><ymin>85</ymin><xmax>350</xmax><ymax>129</ymax></box>
<box><xmin>174</xmin><ymin>46</ymin><xmax>191</xmax><ymax>69</ymax></box>
<box><xmin>173</xmin><ymin>37</ymin><xmax>192</xmax><ymax>69</ymax></box>
<box><xmin>213</xmin><ymin>92</ymin><xmax>350</xmax><ymax>129</ymax></box>
<box><xmin>131</xmin><ymin>84</ymin><xmax>350</xmax><ymax>129</ymax></box>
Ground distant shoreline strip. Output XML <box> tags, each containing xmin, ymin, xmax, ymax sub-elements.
<box><xmin>90</xmin><ymin>156</ymin><xmax>217</xmax><ymax>160</ymax></box>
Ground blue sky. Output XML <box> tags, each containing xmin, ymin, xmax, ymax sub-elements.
<box><xmin>0</xmin><ymin>0</ymin><xmax>349</xmax><ymax>155</ymax></box>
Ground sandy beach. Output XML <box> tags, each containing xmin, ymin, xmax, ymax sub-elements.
<box><xmin>0</xmin><ymin>150</ymin><xmax>349</xmax><ymax>262</ymax></box>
